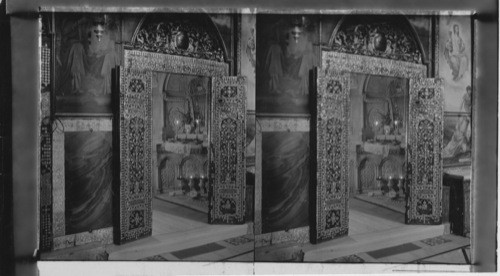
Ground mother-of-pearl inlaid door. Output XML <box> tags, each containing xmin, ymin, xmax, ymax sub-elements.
<box><xmin>313</xmin><ymin>50</ymin><xmax>444</xmax><ymax>243</ymax></box>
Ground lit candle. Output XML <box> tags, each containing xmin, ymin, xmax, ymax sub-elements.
<box><xmin>195</xmin><ymin>119</ymin><xmax>201</xmax><ymax>134</ymax></box>
<box><xmin>174</xmin><ymin>119</ymin><xmax>180</xmax><ymax>140</ymax></box>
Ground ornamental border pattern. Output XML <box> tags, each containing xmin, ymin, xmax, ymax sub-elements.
<box><xmin>321</xmin><ymin>52</ymin><xmax>426</xmax><ymax>79</ymax></box>
<box><xmin>119</xmin><ymin>50</ymin><xmax>230</xmax><ymax>241</ymax></box>
<box><xmin>124</xmin><ymin>50</ymin><xmax>228</xmax><ymax>77</ymax></box>
<box><xmin>209</xmin><ymin>76</ymin><xmax>247</xmax><ymax>224</ymax></box>
<box><xmin>407</xmin><ymin>78</ymin><xmax>444</xmax><ymax>224</ymax></box>
<box><xmin>118</xmin><ymin>68</ymin><xmax>153</xmax><ymax>243</ymax></box>
<box><xmin>314</xmin><ymin>50</ymin><xmax>430</xmax><ymax>242</ymax></box>
<box><xmin>314</xmin><ymin>68</ymin><xmax>350</xmax><ymax>243</ymax></box>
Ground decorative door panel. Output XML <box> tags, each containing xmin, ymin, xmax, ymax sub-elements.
<box><xmin>406</xmin><ymin>78</ymin><xmax>444</xmax><ymax>224</ymax></box>
<box><xmin>116</xmin><ymin>67</ymin><xmax>153</xmax><ymax>244</ymax></box>
<box><xmin>311</xmin><ymin>68</ymin><xmax>350</xmax><ymax>243</ymax></box>
<box><xmin>209</xmin><ymin>76</ymin><xmax>247</xmax><ymax>224</ymax></box>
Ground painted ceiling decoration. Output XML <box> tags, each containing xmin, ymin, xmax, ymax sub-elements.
<box><xmin>331</xmin><ymin>16</ymin><xmax>423</xmax><ymax>64</ymax></box>
<box><xmin>128</xmin><ymin>14</ymin><xmax>226</xmax><ymax>62</ymax></box>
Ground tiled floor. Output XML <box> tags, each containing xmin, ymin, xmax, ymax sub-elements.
<box><xmin>42</xmin><ymin>199</ymin><xmax>252</xmax><ymax>261</ymax></box>
<box><xmin>41</xmin><ymin>198</ymin><xmax>469</xmax><ymax>264</ymax></box>
<box><xmin>256</xmin><ymin>198</ymin><xmax>465</xmax><ymax>263</ymax></box>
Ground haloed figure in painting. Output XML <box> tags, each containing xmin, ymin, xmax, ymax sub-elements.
<box><xmin>67</xmin><ymin>15</ymin><xmax>119</xmax><ymax>95</ymax></box>
<box><xmin>56</xmin><ymin>14</ymin><xmax>120</xmax><ymax>114</ymax></box>
<box><xmin>265</xmin><ymin>17</ymin><xmax>317</xmax><ymax>97</ymax></box>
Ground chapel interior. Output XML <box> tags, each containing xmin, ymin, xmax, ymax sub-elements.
<box><xmin>37</xmin><ymin>11</ymin><xmax>475</xmax><ymax>263</ymax></box>
<box><xmin>1</xmin><ymin>3</ymin><xmax>498</xmax><ymax>273</ymax></box>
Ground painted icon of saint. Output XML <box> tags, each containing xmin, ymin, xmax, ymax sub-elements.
<box><xmin>66</xmin><ymin>15</ymin><xmax>119</xmax><ymax>95</ymax></box>
<box><xmin>444</xmin><ymin>24</ymin><xmax>469</xmax><ymax>82</ymax></box>
<box><xmin>264</xmin><ymin>18</ymin><xmax>318</xmax><ymax>97</ymax></box>
<box><xmin>443</xmin><ymin>86</ymin><xmax>472</xmax><ymax>159</ymax></box>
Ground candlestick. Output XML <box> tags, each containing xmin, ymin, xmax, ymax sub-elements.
<box><xmin>397</xmin><ymin>176</ymin><xmax>405</xmax><ymax>197</ymax></box>
<box><xmin>174</xmin><ymin>119</ymin><xmax>181</xmax><ymax>141</ymax></box>
<box><xmin>195</xmin><ymin>119</ymin><xmax>201</xmax><ymax>134</ymax></box>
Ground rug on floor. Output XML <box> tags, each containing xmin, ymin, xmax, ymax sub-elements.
<box><xmin>366</xmin><ymin>242</ymin><xmax>421</xmax><ymax>259</ymax></box>
<box><xmin>224</xmin><ymin>235</ymin><xmax>254</xmax><ymax>246</ymax></box>
<box><xmin>139</xmin><ymin>255</ymin><xmax>167</xmax><ymax>261</ymax></box>
<box><xmin>170</xmin><ymin>242</ymin><xmax>225</xmax><ymax>259</ymax></box>
<box><xmin>326</xmin><ymin>254</ymin><xmax>365</xmax><ymax>263</ymax></box>
<box><xmin>420</xmin><ymin>236</ymin><xmax>452</xmax><ymax>246</ymax></box>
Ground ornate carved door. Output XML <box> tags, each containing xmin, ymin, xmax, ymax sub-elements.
<box><xmin>311</xmin><ymin>68</ymin><xmax>350</xmax><ymax>243</ymax></box>
<box><xmin>406</xmin><ymin>78</ymin><xmax>444</xmax><ymax>224</ymax></box>
<box><xmin>115</xmin><ymin>67</ymin><xmax>153</xmax><ymax>244</ymax></box>
<box><xmin>208</xmin><ymin>76</ymin><xmax>247</xmax><ymax>224</ymax></box>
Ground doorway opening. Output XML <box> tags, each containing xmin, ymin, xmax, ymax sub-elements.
<box><xmin>349</xmin><ymin>73</ymin><xmax>409</xmax><ymax>234</ymax></box>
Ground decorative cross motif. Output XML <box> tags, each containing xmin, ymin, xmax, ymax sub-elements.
<box><xmin>326</xmin><ymin>80</ymin><xmax>342</xmax><ymax>94</ymax></box>
<box><xmin>416</xmin><ymin>199</ymin><xmax>433</xmax><ymax>215</ymax></box>
<box><xmin>219</xmin><ymin>198</ymin><xmax>237</xmax><ymax>215</ymax></box>
<box><xmin>221</xmin><ymin>86</ymin><xmax>237</xmax><ymax>98</ymax></box>
<box><xmin>129</xmin><ymin>210</ymin><xmax>145</xmax><ymax>230</ymax></box>
<box><xmin>326</xmin><ymin>209</ymin><xmax>341</xmax><ymax>229</ymax></box>
<box><xmin>418</xmin><ymin>88</ymin><xmax>435</xmax><ymax>100</ymax></box>
<box><xmin>129</xmin><ymin>78</ymin><xmax>146</xmax><ymax>93</ymax></box>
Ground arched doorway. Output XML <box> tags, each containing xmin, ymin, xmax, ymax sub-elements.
<box><xmin>311</xmin><ymin>14</ymin><xmax>444</xmax><ymax>245</ymax></box>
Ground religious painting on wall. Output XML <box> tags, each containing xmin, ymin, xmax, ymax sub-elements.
<box><xmin>54</xmin><ymin>14</ymin><xmax>121</xmax><ymax>115</ymax></box>
<box><xmin>261</xmin><ymin>131</ymin><xmax>309</xmax><ymax>233</ymax></box>
<box><xmin>256</xmin><ymin>14</ymin><xmax>319</xmax><ymax>115</ymax></box>
<box><xmin>437</xmin><ymin>16</ymin><xmax>472</xmax><ymax>113</ymax></box>
<box><xmin>255</xmin><ymin>117</ymin><xmax>310</xmax><ymax>238</ymax></box>
<box><xmin>443</xmin><ymin>113</ymin><xmax>472</xmax><ymax>167</ymax></box>
<box><xmin>51</xmin><ymin>118</ymin><xmax>113</xmax><ymax>248</ymax></box>
<box><xmin>64</xmin><ymin>130</ymin><xmax>113</xmax><ymax>234</ymax></box>
<box><xmin>245</xmin><ymin>112</ymin><xmax>256</xmax><ymax>220</ymax></box>
<box><xmin>240</xmin><ymin>12</ymin><xmax>256</xmax><ymax>111</ymax></box>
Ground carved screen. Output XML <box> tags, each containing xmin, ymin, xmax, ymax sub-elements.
<box><xmin>312</xmin><ymin>69</ymin><xmax>350</xmax><ymax>243</ymax></box>
<box><xmin>116</xmin><ymin>68</ymin><xmax>153</xmax><ymax>244</ymax></box>
<box><xmin>209</xmin><ymin>76</ymin><xmax>247</xmax><ymax>224</ymax></box>
<box><xmin>407</xmin><ymin>78</ymin><xmax>444</xmax><ymax>224</ymax></box>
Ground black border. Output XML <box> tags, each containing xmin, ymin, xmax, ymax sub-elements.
<box><xmin>6</xmin><ymin>1</ymin><xmax>498</xmax><ymax>274</ymax></box>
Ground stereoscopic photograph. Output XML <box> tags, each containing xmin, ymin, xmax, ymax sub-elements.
<box><xmin>0</xmin><ymin>1</ymin><xmax>497</xmax><ymax>275</ymax></box>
